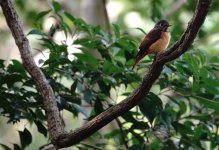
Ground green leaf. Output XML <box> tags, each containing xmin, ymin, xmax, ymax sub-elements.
<box><xmin>35</xmin><ymin>10</ymin><xmax>51</xmax><ymax>22</ymax></box>
<box><xmin>202</xmin><ymin>78</ymin><xmax>219</xmax><ymax>94</ymax></box>
<box><xmin>130</xmin><ymin>145</ymin><xmax>144</xmax><ymax>150</ymax></box>
<box><xmin>34</xmin><ymin>120</ymin><xmax>47</xmax><ymax>137</ymax></box>
<box><xmin>74</xmin><ymin>49</ymin><xmax>99</xmax><ymax>69</ymax></box>
<box><xmin>27</xmin><ymin>29</ymin><xmax>47</xmax><ymax>36</ymax></box>
<box><xmin>52</xmin><ymin>1</ymin><xmax>62</xmax><ymax>13</ymax></box>
<box><xmin>188</xmin><ymin>114</ymin><xmax>210</xmax><ymax>121</ymax></box>
<box><xmin>94</xmin><ymin>100</ymin><xmax>104</xmax><ymax>115</ymax></box>
<box><xmin>71</xmin><ymin>80</ymin><xmax>78</xmax><ymax>94</ymax></box>
<box><xmin>132</xmin><ymin>27</ymin><xmax>147</xmax><ymax>35</ymax></box>
<box><xmin>103</xmin><ymin>61</ymin><xmax>123</xmax><ymax>74</ymax></box>
<box><xmin>150</xmin><ymin>0</ymin><xmax>163</xmax><ymax>20</ymax></box>
<box><xmin>194</xmin><ymin>96</ymin><xmax>219</xmax><ymax>113</ymax></box>
<box><xmin>19</xmin><ymin>128</ymin><xmax>32</xmax><ymax>149</ymax></box>
<box><xmin>39</xmin><ymin>39</ymin><xmax>56</xmax><ymax>54</ymax></box>
<box><xmin>138</xmin><ymin>92</ymin><xmax>162</xmax><ymax>124</ymax></box>
<box><xmin>8</xmin><ymin>60</ymin><xmax>25</xmax><ymax>74</ymax></box>
<box><xmin>57</xmin><ymin>96</ymin><xmax>68</xmax><ymax>110</ymax></box>
<box><xmin>172</xmin><ymin>122</ymin><xmax>193</xmax><ymax>136</ymax></box>
<box><xmin>7</xmin><ymin>110</ymin><xmax>21</xmax><ymax>124</ymax></box>
<box><xmin>121</xmin><ymin>111</ymin><xmax>139</xmax><ymax>123</ymax></box>
<box><xmin>112</xmin><ymin>24</ymin><xmax>120</xmax><ymax>39</ymax></box>
<box><xmin>116</xmin><ymin>36</ymin><xmax>137</xmax><ymax>51</ymax></box>
<box><xmin>74</xmin><ymin>18</ymin><xmax>90</xmax><ymax>32</ymax></box>
<box><xmin>83</xmin><ymin>89</ymin><xmax>93</xmax><ymax>103</ymax></box>
<box><xmin>0</xmin><ymin>59</ymin><xmax>5</xmax><ymax>68</ymax></box>
<box><xmin>74</xmin><ymin>38</ymin><xmax>101</xmax><ymax>49</ymax></box>
<box><xmin>193</xmin><ymin>124</ymin><xmax>209</xmax><ymax>140</ymax></box>
<box><xmin>64</xmin><ymin>12</ymin><xmax>76</xmax><ymax>22</ymax></box>
<box><xmin>160</xmin><ymin>111</ymin><xmax>172</xmax><ymax>129</ymax></box>
<box><xmin>72</xmin><ymin>103</ymin><xmax>88</xmax><ymax>117</ymax></box>
<box><xmin>1</xmin><ymin>74</ymin><xmax>22</xmax><ymax>88</ymax></box>
<box><xmin>210</xmin><ymin>56</ymin><xmax>219</xmax><ymax>63</ymax></box>
<box><xmin>13</xmin><ymin>144</ymin><xmax>21</xmax><ymax>150</ymax></box>
<box><xmin>131</xmin><ymin>121</ymin><xmax>149</xmax><ymax>130</ymax></box>
<box><xmin>35</xmin><ymin>109</ymin><xmax>46</xmax><ymax>121</ymax></box>
<box><xmin>179</xmin><ymin>101</ymin><xmax>187</xmax><ymax>115</ymax></box>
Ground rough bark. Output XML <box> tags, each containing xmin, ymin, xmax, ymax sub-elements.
<box><xmin>57</xmin><ymin>0</ymin><xmax>212</xmax><ymax>148</ymax></box>
<box><xmin>0</xmin><ymin>0</ymin><xmax>211</xmax><ymax>149</ymax></box>
<box><xmin>0</xmin><ymin>0</ymin><xmax>65</xmax><ymax>146</ymax></box>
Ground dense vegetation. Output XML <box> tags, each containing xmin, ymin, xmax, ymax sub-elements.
<box><xmin>0</xmin><ymin>0</ymin><xmax>219</xmax><ymax>149</ymax></box>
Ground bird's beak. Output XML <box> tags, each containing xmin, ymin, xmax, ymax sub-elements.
<box><xmin>168</xmin><ymin>24</ymin><xmax>172</xmax><ymax>27</ymax></box>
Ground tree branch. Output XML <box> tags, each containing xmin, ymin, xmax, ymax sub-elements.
<box><xmin>0</xmin><ymin>0</ymin><xmax>211</xmax><ymax>149</ymax></box>
<box><xmin>158</xmin><ymin>0</ymin><xmax>212</xmax><ymax>63</ymax></box>
<box><xmin>0</xmin><ymin>0</ymin><xmax>65</xmax><ymax>145</ymax></box>
<box><xmin>56</xmin><ymin>0</ymin><xmax>212</xmax><ymax>148</ymax></box>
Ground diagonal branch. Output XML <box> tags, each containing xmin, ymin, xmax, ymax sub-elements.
<box><xmin>56</xmin><ymin>0</ymin><xmax>212</xmax><ymax>148</ymax></box>
<box><xmin>0</xmin><ymin>0</ymin><xmax>211</xmax><ymax>149</ymax></box>
<box><xmin>158</xmin><ymin>0</ymin><xmax>212</xmax><ymax>63</ymax></box>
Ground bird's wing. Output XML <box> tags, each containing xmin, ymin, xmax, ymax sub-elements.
<box><xmin>137</xmin><ymin>28</ymin><xmax>162</xmax><ymax>58</ymax></box>
<box><xmin>132</xmin><ymin>28</ymin><xmax>162</xmax><ymax>69</ymax></box>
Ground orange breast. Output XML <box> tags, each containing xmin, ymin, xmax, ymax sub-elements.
<box><xmin>148</xmin><ymin>31</ymin><xmax>171</xmax><ymax>54</ymax></box>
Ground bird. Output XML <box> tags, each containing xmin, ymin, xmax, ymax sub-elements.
<box><xmin>132</xmin><ymin>20</ymin><xmax>171</xmax><ymax>70</ymax></box>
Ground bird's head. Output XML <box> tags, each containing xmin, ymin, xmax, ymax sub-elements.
<box><xmin>155</xmin><ymin>20</ymin><xmax>171</xmax><ymax>32</ymax></box>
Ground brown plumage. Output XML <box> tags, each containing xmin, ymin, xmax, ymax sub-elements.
<box><xmin>132</xmin><ymin>20</ymin><xmax>171</xmax><ymax>69</ymax></box>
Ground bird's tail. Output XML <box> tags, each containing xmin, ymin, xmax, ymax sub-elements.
<box><xmin>132</xmin><ymin>52</ymin><xmax>149</xmax><ymax>70</ymax></box>
<box><xmin>132</xmin><ymin>58</ymin><xmax>141</xmax><ymax>70</ymax></box>
<box><xmin>132</xmin><ymin>62</ymin><xmax>137</xmax><ymax>70</ymax></box>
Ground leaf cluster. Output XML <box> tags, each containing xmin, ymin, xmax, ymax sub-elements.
<box><xmin>1</xmin><ymin>1</ymin><xmax>219</xmax><ymax>150</ymax></box>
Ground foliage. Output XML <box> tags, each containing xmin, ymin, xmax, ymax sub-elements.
<box><xmin>0</xmin><ymin>1</ymin><xmax>219</xmax><ymax>150</ymax></box>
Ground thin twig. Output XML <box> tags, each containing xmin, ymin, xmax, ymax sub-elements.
<box><xmin>115</xmin><ymin>118</ymin><xmax>129</xmax><ymax>150</ymax></box>
<box><xmin>80</xmin><ymin>143</ymin><xmax>102</xmax><ymax>150</ymax></box>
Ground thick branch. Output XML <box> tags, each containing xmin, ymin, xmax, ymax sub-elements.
<box><xmin>0</xmin><ymin>0</ymin><xmax>211</xmax><ymax>149</ymax></box>
<box><xmin>0</xmin><ymin>0</ymin><xmax>65</xmax><ymax>144</ymax></box>
<box><xmin>159</xmin><ymin>0</ymin><xmax>211</xmax><ymax>63</ymax></box>
<box><xmin>57</xmin><ymin>0</ymin><xmax>211</xmax><ymax>148</ymax></box>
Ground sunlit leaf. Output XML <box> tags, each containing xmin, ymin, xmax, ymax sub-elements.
<box><xmin>194</xmin><ymin>96</ymin><xmax>219</xmax><ymax>113</ymax></box>
<box><xmin>27</xmin><ymin>29</ymin><xmax>47</xmax><ymax>36</ymax></box>
<box><xmin>64</xmin><ymin>11</ymin><xmax>76</xmax><ymax>22</ymax></box>
<box><xmin>52</xmin><ymin>1</ymin><xmax>62</xmax><ymax>13</ymax></box>
<box><xmin>112</xmin><ymin>23</ymin><xmax>120</xmax><ymax>39</ymax></box>
<box><xmin>35</xmin><ymin>10</ymin><xmax>51</xmax><ymax>22</ymax></box>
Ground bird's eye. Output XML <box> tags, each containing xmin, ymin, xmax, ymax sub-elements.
<box><xmin>160</xmin><ymin>23</ymin><xmax>163</xmax><ymax>26</ymax></box>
